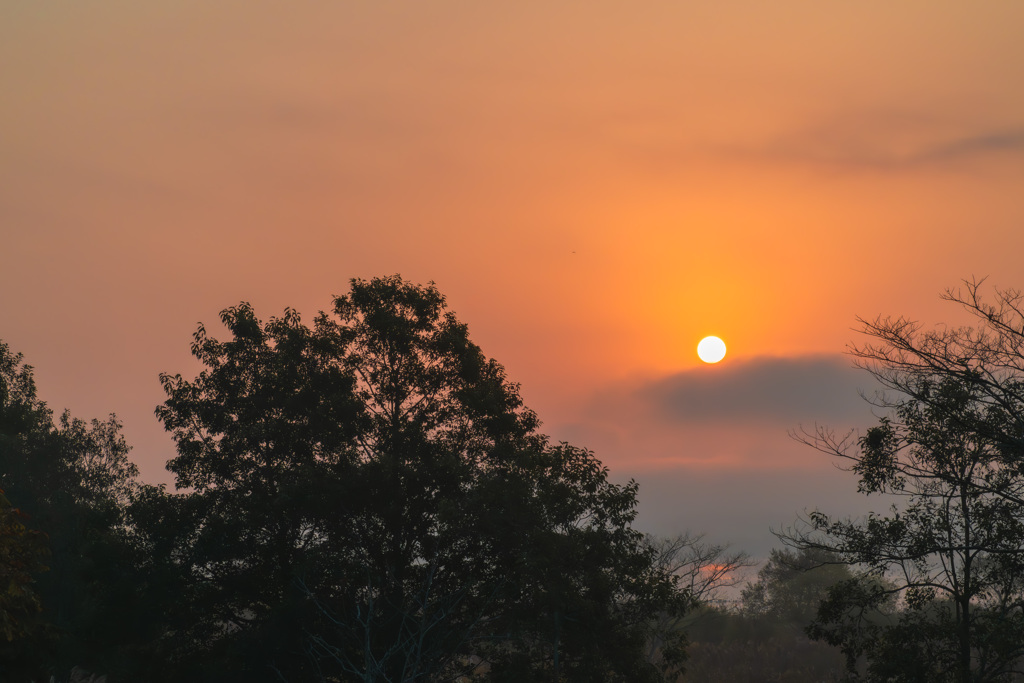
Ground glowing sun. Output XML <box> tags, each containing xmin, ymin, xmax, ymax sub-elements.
<box><xmin>697</xmin><ymin>336</ymin><xmax>727</xmax><ymax>363</ymax></box>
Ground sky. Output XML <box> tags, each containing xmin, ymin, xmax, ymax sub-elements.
<box><xmin>3</xmin><ymin>2</ymin><xmax>1024</xmax><ymax>559</ymax></box>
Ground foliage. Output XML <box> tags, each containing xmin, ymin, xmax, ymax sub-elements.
<box><xmin>681</xmin><ymin>633</ymin><xmax>847</xmax><ymax>683</ymax></box>
<box><xmin>155</xmin><ymin>275</ymin><xmax>688</xmax><ymax>682</ymax></box>
<box><xmin>787</xmin><ymin>279</ymin><xmax>1024</xmax><ymax>682</ymax></box>
<box><xmin>0</xmin><ymin>487</ymin><xmax>48</xmax><ymax>642</ymax></box>
<box><xmin>0</xmin><ymin>340</ymin><xmax>147</xmax><ymax>682</ymax></box>
<box><xmin>740</xmin><ymin>547</ymin><xmax>858</xmax><ymax>628</ymax></box>
<box><xmin>675</xmin><ymin>547</ymin><xmax>852</xmax><ymax>682</ymax></box>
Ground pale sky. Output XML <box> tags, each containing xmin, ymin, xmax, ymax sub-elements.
<box><xmin>3</xmin><ymin>2</ymin><xmax>1023</xmax><ymax>557</ymax></box>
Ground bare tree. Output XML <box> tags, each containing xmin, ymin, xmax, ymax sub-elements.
<box><xmin>642</xmin><ymin>532</ymin><xmax>753</xmax><ymax>671</ymax></box>
<box><xmin>647</xmin><ymin>532</ymin><xmax>753</xmax><ymax>606</ymax></box>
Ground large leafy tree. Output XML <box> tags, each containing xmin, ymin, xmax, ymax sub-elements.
<box><xmin>153</xmin><ymin>300</ymin><xmax>362</xmax><ymax>680</ymax></box>
<box><xmin>156</xmin><ymin>275</ymin><xmax>686</xmax><ymax>682</ymax></box>
<box><xmin>787</xmin><ymin>280</ymin><xmax>1024</xmax><ymax>682</ymax></box>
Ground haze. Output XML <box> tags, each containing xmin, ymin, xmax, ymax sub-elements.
<box><xmin>3</xmin><ymin>2</ymin><xmax>1024</xmax><ymax>558</ymax></box>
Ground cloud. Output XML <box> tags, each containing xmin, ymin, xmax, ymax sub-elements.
<box><xmin>748</xmin><ymin>110</ymin><xmax>1024</xmax><ymax>171</ymax></box>
<box><xmin>547</xmin><ymin>356</ymin><xmax>891</xmax><ymax>557</ymax></box>
<box><xmin>915</xmin><ymin>129</ymin><xmax>1024</xmax><ymax>164</ymax></box>
<box><xmin>545</xmin><ymin>355</ymin><xmax>896</xmax><ymax>557</ymax></box>
<box><xmin>637</xmin><ymin>354</ymin><xmax>879</xmax><ymax>425</ymax></box>
<box><xmin>545</xmin><ymin>354</ymin><xmax>883</xmax><ymax>474</ymax></box>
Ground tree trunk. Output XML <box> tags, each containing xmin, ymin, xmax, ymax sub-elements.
<box><xmin>958</xmin><ymin>593</ymin><xmax>971</xmax><ymax>683</ymax></box>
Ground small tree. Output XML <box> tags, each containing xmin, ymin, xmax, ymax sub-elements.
<box><xmin>640</xmin><ymin>532</ymin><xmax>751</xmax><ymax>674</ymax></box>
<box><xmin>740</xmin><ymin>548</ymin><xmax>856</xmax><ymax>628</ymax></box>
<box><xmin>648</xmin><ymin>532</ymin><xmax>752</xmax><ymax>608</ymax></box>
<box><xmin>0</xmin><ymin>340</ymin><xmax>148</xmax><ymax>681</ymax></box>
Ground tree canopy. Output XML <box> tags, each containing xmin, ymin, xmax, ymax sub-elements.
<box><xmin>787</xmin><ymin>279</ymin><xmax>1024</xmax><ymax>682</ymax></box>
<box><xmin>0</xmin><ymin>340</ymin><xmax>151</xmax><ymax>682</ymax></box>
<box><xmin>155</xmin><ymin>275</ymin><xmax>688</xmax><ymax>682</ymax></box>
<box><xmin>35</xmin><ymin>274</ymin><xmax>1024</xmax><ymax>680</ymax></box>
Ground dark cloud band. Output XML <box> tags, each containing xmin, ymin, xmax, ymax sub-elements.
<box><xmin>638</xmin><ymin>355</ymin><xmax>879</xmax><ymax>424</ymax></box>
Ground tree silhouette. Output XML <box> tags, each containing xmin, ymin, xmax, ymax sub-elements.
<box><xmin>0</xmin><ymin>340</ymin><xmax>149</xmax><ymax>681</ymax></box>
<box><xmin>787</xmin><ymin>279</ymin><xmax>1024</xmax><ymax>682</ymax></box>
<box><xmin>0</xmin><ymin>487</ymin><xmax>48</xmax><ymax>643</ymax></box>
<box><xmin>156</xmin><ymin>275</ymin><xmax>687</xmax><ymax>682</ymax></box>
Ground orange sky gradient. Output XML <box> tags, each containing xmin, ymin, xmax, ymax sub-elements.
<box><xmin>3</xmin><ymin>2</ymin><xmax>1023</xmax><ymax>556</ymax></box>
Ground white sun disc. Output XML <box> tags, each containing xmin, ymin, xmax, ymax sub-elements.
<box><xmin>697</xmin><ymin>336</ymin><xmax>727</xmax><ymax>363</ymax></box>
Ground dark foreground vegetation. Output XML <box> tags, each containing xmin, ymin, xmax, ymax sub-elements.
<box><xmin>3</xmin><ymin>275</ymin><xmax>1024</xmax><ymax>682</ymax></box>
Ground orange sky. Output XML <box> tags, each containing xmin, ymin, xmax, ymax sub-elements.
<box><xmin>3</xmin><ymin>2</ymin><xmax>1023</xmax><ymax>556</ymax></box>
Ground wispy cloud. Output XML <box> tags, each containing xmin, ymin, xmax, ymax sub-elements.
<box><xmin>915</xmin><ymin>129</ymin><xmax>1024</xmax><ymax>164</ymax></box>
<box><xmin>750</xmin><ymin>111</ymin><xmax>1024</xmax><ymax>171</ymax></box>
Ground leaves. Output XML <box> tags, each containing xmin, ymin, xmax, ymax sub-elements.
<box><xmin>0</xmin><ymin>488</ymin><xmax>48</xmax><ymax>642</ymax></box>
<box><xmin>154</xmin><ymin>276</ymin><xmax>684</xmax><ymax>682</ymax></box>
<box><xmin>787</xmin><ymin>281</ymin><xmax>1024</xmax><ymax>682</ymax></box>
